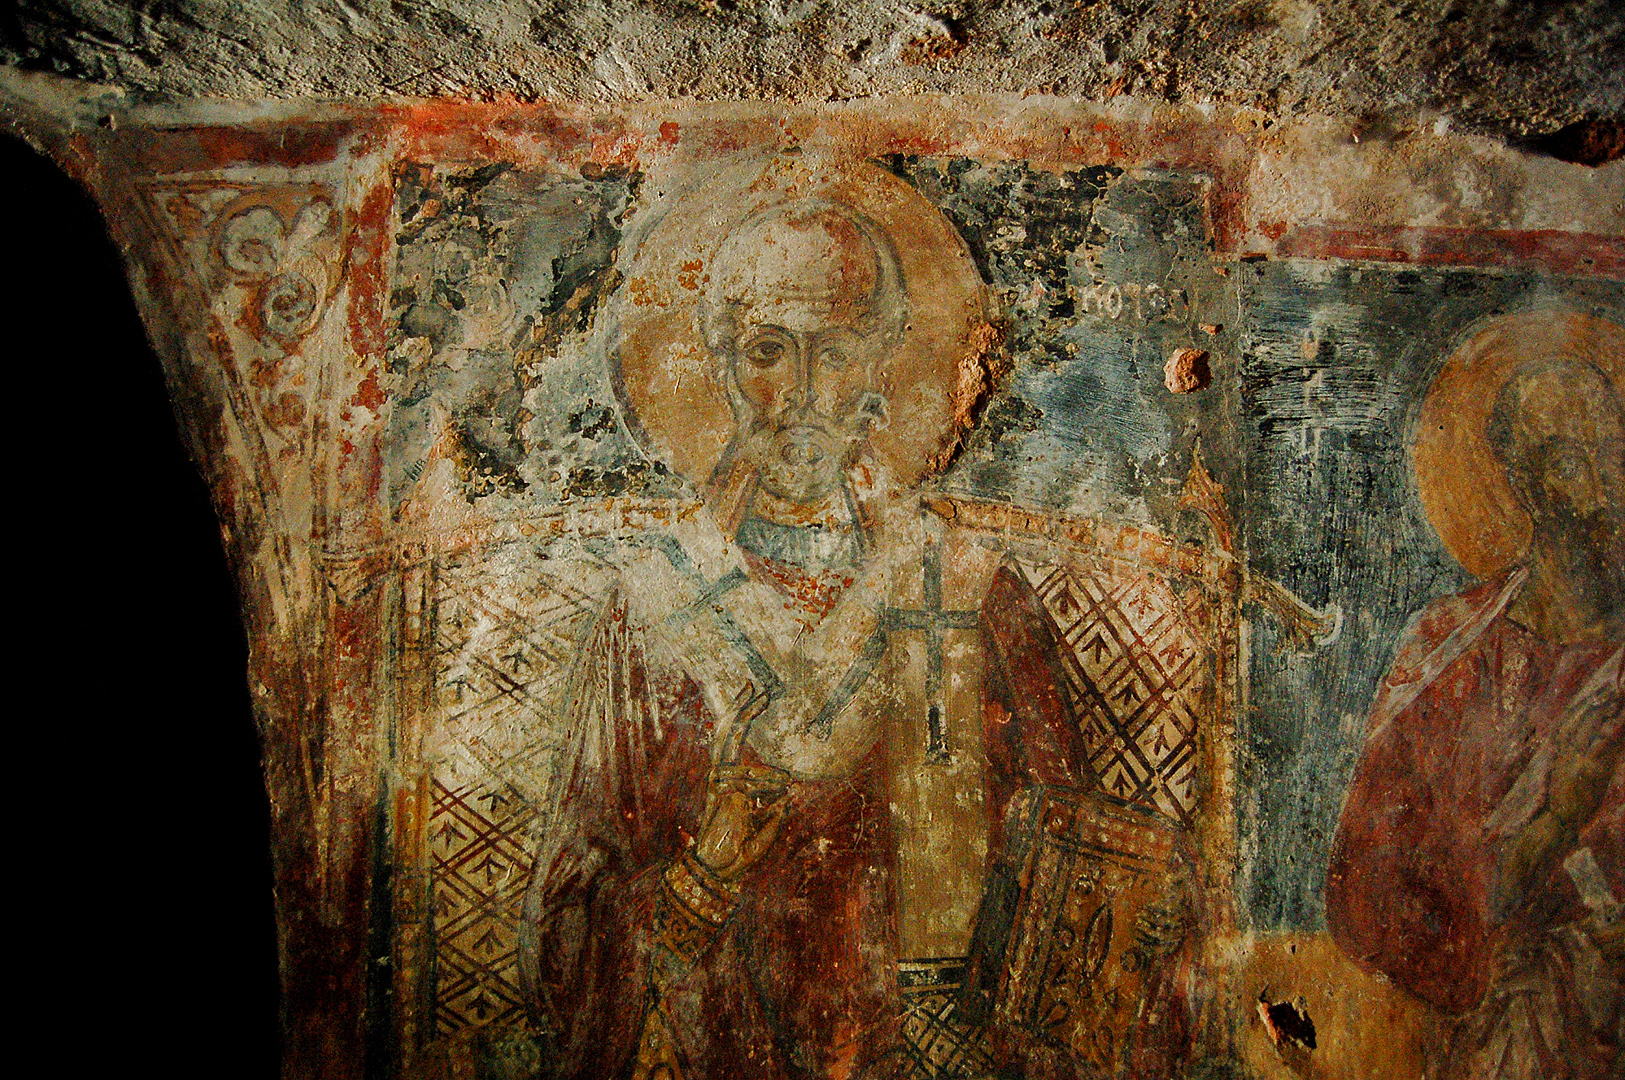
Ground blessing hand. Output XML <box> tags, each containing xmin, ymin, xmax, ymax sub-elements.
<box><xmin>693</xmin><ymin>763</ymin><xmax>792</xmax><ymax>882</ymax></box>
<box><xmin>1548</xmin><ymin>682</ymin><xmax>1625</xmax><ymax>830</ymax></box>
<box><xmin>1495</xmin><ymin>686</ymin><xmax>1624</xmax><ymax>916</ymax></box>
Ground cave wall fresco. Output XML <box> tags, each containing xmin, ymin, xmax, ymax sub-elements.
<box><xmin>6</xmin><ymin>80</ymin><xmax>1622</xmax><ymax>1079</ymax></box>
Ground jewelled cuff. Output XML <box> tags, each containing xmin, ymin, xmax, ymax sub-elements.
<box><xmin>664</xmin><ymin>851</ymin><xmax>742</xmax><ymax>927</ymax></box>
<box><xmin>651</xmin><ymin>852</ymin><xmax>742</xmax><ymax>975</ymax></box>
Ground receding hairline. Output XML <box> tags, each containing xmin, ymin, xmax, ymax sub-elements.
<box><xmin>699</xmin><ymin>197</ymin><xmax>910</xmax><ymax>354</ymax></box>
<box><xmin>1486</xmin><ymin>354</ymin><xmax>1623</xmax><ymax>467</ymax></box>
<box><xmin>716</xmin><ymin>198</ymin><xmax>891</xmax><ymax>256</ymax></box>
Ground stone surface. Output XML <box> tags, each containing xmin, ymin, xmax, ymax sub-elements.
<box><xmin>4</xmin><ymin>0</ymin><xmax>1624</xmax><ymax>141</ymax></box>
<box><xmin>3</xmin><ymin>46</ymin><xmax>1622</xmax><ymax>1080</ymax></box>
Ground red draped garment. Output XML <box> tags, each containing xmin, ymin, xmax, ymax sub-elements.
<box><xmin>519</xmin><ymin>555</ymin><xmax>1190</xmax><ymax>1079</ymax></box>
<box><xmin>1327</xmin><ymin>572</ymin><xmax>1623</xmax><ymax>1079</ymax></box>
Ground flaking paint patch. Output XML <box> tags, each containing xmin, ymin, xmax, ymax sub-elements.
<box><xmin>928</xmin><ymin>317</ymin><xmax>1011</xmax><ymax>475</ymax></box>
<box><xmin>25</xmin><ymin>93</ymin><xmax>1625</xmax><ymax>1080</ymax></box>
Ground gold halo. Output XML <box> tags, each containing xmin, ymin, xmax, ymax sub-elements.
<box><xmin>611</xmin><ymin>155</ymin><xmax>991</xmax><ymax>491</ymax></box>
<box><xmin>1412</xmin><ymin>310</ymin><xmax>1625</xmax><ymax>579</ymax></box>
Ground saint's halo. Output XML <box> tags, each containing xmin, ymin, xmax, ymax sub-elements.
<box><xmin>1412</xmin><ymin>309</ymin><xmax>1625</xmax><ymax>580</ymax></box>
<box><xmin>611</xmin><ymin>154</ymin><xmax>992</xmax><ymax>493</ymax></box>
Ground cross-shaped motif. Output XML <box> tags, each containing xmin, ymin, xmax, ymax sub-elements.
<box><xmin>883</xmin><ymin>533</ymin><xmax>979</xmax><ymax>764</ymax></box>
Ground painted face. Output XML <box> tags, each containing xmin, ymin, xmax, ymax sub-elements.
<box><xmin>1507</xmin><ymin>368</ymin><xmax>1625</xmax><ymax>551</ymax></box>
<box><xmin>715</xmin><ymin>208</ymin><xmax>897</xmax><ymax>504</ymax></box>
<box><xmin>729</xmin><ymin>302</ymin><xmax>889</xmax><ymax>504</ymax></box>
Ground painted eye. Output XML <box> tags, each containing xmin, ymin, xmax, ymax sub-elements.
<box><xmin>1549</xmin><ymin>452</ymin><xmax>1584</xmax><ymax>479</ymax></box>
<box><xmin>816</xmin><ymin>345</ymin><xmax>850</xmax><ymax>370</ymax></box>
<box><xmin>746</xmin><ymin>340</ymin><xmax>785</xmax><ymax>368</ymax></box>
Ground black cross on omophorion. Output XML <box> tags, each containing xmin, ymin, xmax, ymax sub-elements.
<box><xmin>883</xmin><ymin>533</ymin><xmax>978</xmax><ymax>764</ymax></box>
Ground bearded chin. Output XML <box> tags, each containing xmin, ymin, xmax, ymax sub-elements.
<box><xmin>1546</xmin><ymin>506</ymin><xmax>1625</xmax><ymax>589</ymax></box>
<box><xmin>737</xmin><ymin>418</ymin><xmax>863</xmax><ymax>504</ymax></box>
<box><xmin>753</xmin><ymin>435</ymin><xmax>845</xmax><ymax>503</ymax></box>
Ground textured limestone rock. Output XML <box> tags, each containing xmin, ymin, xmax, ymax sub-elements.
<box><xmin>4</xmin><ymin>0</ymin><xmax>1623</xmax><ymax>141</ymax></box>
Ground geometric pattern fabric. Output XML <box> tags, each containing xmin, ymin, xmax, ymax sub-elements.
<box><xmin>888</xmin><ymin>962</ymin><xmax>997</xmax><ymax>1079</ymax></box>
<box><xmin>430</xmin><ymin>778</ymin><xmax>537</xmax><ymax>1034</ymax></box>
<box><xmin>1022</xmin><ymin>562</ymin><xmax>1204</xmax><ymax>825</ymax></box>
<box><xmin>424</xmin><ymin>548</ymin><xmax>608</xmax><ymax>1034</ymax></box>
<box><xmin>418</xmin><ymin>547</ymin><xmax>1210</xmax><ymax>1038</ymax></box>
<box><xmin>429</xmin><ymin>552</ymin><xmax>606</xmax><ymax>804</ymax></box>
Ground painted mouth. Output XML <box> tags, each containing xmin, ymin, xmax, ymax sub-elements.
<box><xmin>774</xmin><ymin>425</ymin><xmax>834</xmax><ymax>467</ymax></box>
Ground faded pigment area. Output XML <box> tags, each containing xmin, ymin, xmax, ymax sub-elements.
<box><xmin>3</xmin><ymin>33</ymin><xmax>1622</xmax><ymax>1080</ymax></box>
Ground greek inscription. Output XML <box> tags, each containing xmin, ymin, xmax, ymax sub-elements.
<box><xmin>1074</xmin><ymin>281</ymin><xmax>1189</xmax><ymax>324</ymax></box>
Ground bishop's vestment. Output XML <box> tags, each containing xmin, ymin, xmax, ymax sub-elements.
<box><xmin>518</xmin><ymin>495</ymin><xmax>1199</xmax><ymax>1079</ymax></box>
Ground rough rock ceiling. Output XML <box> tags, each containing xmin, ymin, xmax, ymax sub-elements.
<box><xmin>3</xmin><ymin>1</ymin><xmax>1622</xmax><ymax>143</ymax></box>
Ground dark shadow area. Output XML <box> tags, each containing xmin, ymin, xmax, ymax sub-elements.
<box><xmin>1510</xmin><ymin>115</ymin><xmax>1625</xmax><ymax>167</ymax></box>
<box><xmin>5</xmin><ymin>132</ymin><xmax>280</xmax><ymax>1078</ymax></box>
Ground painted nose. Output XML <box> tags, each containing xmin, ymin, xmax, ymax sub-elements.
<box><xmin>787</xmin><ymin>335</ymin><xmax>824</xmax><ymax>412</ymax></box>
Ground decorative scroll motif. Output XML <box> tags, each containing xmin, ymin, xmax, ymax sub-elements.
<box><xmin>429</xmin><ymin>777</ymin><xmax>537</xmax><ymax>1033</ymax></box>
<box><xmin>1022</xmin><ymin>562</ymin><xmax>1205</xmax><ymax>825</ymax></box>
<box><xmin>214</xmin><ymin>193</ymin><xmax>340</xmax><ymax>345</ymax></box>
<box><xmin>138</xmin><ymin>181</ymin><xmax>343</xmax><ymax>444</ymax></box>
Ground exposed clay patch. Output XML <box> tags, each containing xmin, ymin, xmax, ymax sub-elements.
<box><xmin>1164</xmin><ymin>346</ymin><xmax>1212</xmax><ymax>393</ymax></box>
<box><xmin>929</xmin><ymin>317</ymin><xmax>1011</xmax><ymax>475</ymax></box>
<box><xmin>1257</xmin><ymin>991</ymin><xmax>1317</xmax><ymax>1076</ymax></box>
<box><xmin>1520</xmin><ymin>116</ymin><xmax>1625</xmax><ymax>166</ymax></box>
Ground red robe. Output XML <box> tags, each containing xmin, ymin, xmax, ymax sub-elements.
<box><xmin>516</xmin><ymin>569</ymin><xmax>900</xmax><ymax>1080</ymax></box>
<box><xmin>516</xmin><ymin>548</ymin><xmax>1180</xmax><ymax>1079</ymax></box>
<box><xmin>1327</xmin><ymin>570</ymin><xmax>1623</xmax><ymax>1078</ymax></box>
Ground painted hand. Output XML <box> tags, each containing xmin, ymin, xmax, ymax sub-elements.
<box><xmin>1548</xmin><ymin>685</ymin><xmax>1625</xmax><ymax>831</ymax></box>
<box><xmin>1495</xmin><ymin>687</ymin><xmax>1624</xmax><ymax>916</ymax></box>
<box><xmin>693</xmin><ymin>763</ymin><xmax>792</xmax><ymax>882</ymax></box>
